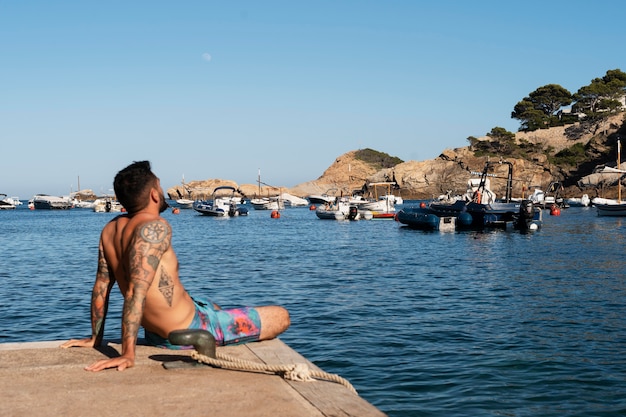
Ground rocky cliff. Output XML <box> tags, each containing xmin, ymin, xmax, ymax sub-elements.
<box><xmin>168</xmin><ymin>113</ymin><xmax>626</xmax><ymax>201</ymax></box>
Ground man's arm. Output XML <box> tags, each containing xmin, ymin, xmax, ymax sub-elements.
<box><xmin>86</xmin><ymin>219</ymin><xmax>171</xmax><ymax>372</ymax></box>
<box><xmin>60</xmin><ymin>242</ymin><xmax>114</xmax><ymax>349</ymax></box>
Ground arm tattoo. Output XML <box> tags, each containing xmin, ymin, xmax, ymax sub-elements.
<box><xmin>140</xmin><ymin>221</ymin><xmax>167</xmax><ymax>243</ymax></box>
<box><xmin>92</xmin><ymin>247</ymin><xmax>113</xmax><ymax>344</ymax></box>
<box><xmin>121</xmin><ymin>220</ymin><xmax>172</xmax><ymax>351</ymax></box>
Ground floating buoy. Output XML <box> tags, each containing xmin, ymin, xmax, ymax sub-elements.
<box><xmin>419</xmin><ymin>202</ymin><xmax>426</xmax><ymax>209</ymax></box>
<box><xmin>309</xmin><ymin>205</ymin><xmax>316</xmax><ymax>211</ymax></box>
<box><xmin>271</xmin><ymin>210</ymin><xmax>281</xmax><ymax>218</ymax></box>
<box><xmin>550</xmin><ymin>204</ymin><xmax>560</xmax><ymax>216</ymax></box>
<box><xmin>172</xmin><ymin>207</ymin><xmax>180</xmax><ymax>214</ymax></box>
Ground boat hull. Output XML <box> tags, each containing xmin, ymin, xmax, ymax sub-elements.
<box><xmin>32</xmin><ymin>196</ymin><xmax>73</xmax><ymax>210</ymax></box>
<box><xmin>427</xmin><ymin>199</ymin><xmax>541</xmax><ymax>230</ymax></box>
<box><xmin>595</xmin><ymin>203</ymin><xmax>626</xmax><ymax>216</ymax></box>
<box><xmin>396</xmin><ymin>208</ymin><xmax>455</xmax><ymax>231</ymax></box>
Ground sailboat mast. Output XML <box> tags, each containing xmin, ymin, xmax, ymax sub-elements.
<box><xmin>618</xmin><ymin>140</ymin><xmax>622</xmax><ymax>203</ymax></box>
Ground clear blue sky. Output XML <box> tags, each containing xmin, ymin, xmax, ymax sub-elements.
<box><xmin>2</xmin><ymin>1</ymin><xmax>625</xmax><ymax>197</ymax></box>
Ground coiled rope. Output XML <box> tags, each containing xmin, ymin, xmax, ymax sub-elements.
<box><xmin>191</xmin><ymin>350</ymin><xmax>357</xmax><ymax>395</ymax></box>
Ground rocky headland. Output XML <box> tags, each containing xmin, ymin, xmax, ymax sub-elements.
<box><xmin>167</xmin><ymin>113</ymin><xmax>626</xmax><ymax>202</ymax></box>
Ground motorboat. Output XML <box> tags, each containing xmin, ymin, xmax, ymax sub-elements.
<box><xmin>315</xmin><ymin>199</ymin><xmax>372</xmax><ymax>220</ymax></box>
<box><xmin>31</xmin><ymin>194</ymin><xmax>73</xmax><ymax>210</ymax></box>
<box><xmin>0</xmin><ymin>194</ymin><xmax>18</xmax><ymax>210</ymax></box>
<box><xmin>307</xmin><ymin>188</ymin><xmax>338</xmax><ymax>205</ymax></box>
<box><xmin>427</xmin><ymin>160</ymin><xmax>542</xmax><ymax>231</ymax></box>
<box><xmin>193</xmin><ymin>186</ymin><xmax>248</xmax><ymax>217</ymax></box>
<box><xmin>528</xmin><ymin>181</ymin><xmax>568</xmax><ymax>209</ymax></box>
<box><xmin>280</xmin><ymin>193</ymin><xmax>309</xmax><ymax>207</ymax></box>
<box><xmin>93</xmin><ymin>197</ymin><xmax>124</xmax><ymax>213</ymax></box>
<box><xmin>359</xmin><ymin>182</ymin><xmax>397</xmax><ymax>219</ymax></box>
<box><xmin>250</xmin><ymin>196</ymin><xmax>285</xmax><ymax>210</ymax></box>
<box><xmin>380</xmin><ymin>194</ymin><xmax>403</xmax><ymax>205</ymax></box>
<box><xmin>565</xmin><ymin>194</ymin><xmax>591</xmax><ymax>207</ymax></box>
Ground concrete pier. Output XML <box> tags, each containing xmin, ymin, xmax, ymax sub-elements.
<box><xmin>0</xmin><ymin>338</ymin><xmax>386</xmax><ymax>417</ymax></box>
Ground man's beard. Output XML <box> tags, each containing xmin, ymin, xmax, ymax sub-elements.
<box><xmin>159</xmin><ymin>194</ymin><xmax>170</xmax><ymax>213</ymax></box>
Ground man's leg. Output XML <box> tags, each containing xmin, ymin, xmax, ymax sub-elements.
<box><xmin>255</xmin><ymin>305</ymin><xmax>290</xmax><ymax>340</ymax></box>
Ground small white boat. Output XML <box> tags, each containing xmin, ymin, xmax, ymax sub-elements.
<box><xmin>175</xmin><ymin>198</ymin><xmax>195</xmax><ymax>209</ymax></box>
<box><xmin>360</xmin><ymin>182</ymin><xmax>397</xmax><ymax>219</ymax></box>
<box><xmin>250</xmin><ymin>196</ymin><xmax>285</xmax><ymax>210</ymax></box>
<box><xmin>173</xmin><ymin>176</ymin><xmax>195</xmax><ymax>209</ymax></box>
<box><xmin>380</xmin><ymin>194</ymin><xmax>403</xmax><ymax>205</ymax></box>
<box><xmin>565</xmin><ymin>194</ymin><xmax>591</xmax><ymax>207</ymax></box>
<box><xmin>315</xmin><ymin>200</ymin><xmax>372</xmax><ymax>220</ymax></box>
<box><xmin>593</xmin><ymin>197</ymin><xmax>626</xmax><ymax>216</ymax></box>
<box><xmin>280</xmin><ymin>193</ymin><xmax>309</xmax><ymax>207</ymax></box>
<box><xmin>93</xmin><ymin>198</ymin><xmax>123</xmax><ymax>213</ymax></box>
<box><xmin>594</xmin><ymin>140</ymin><xmax>626</xmax><ymax>217</ymax></box>
<box><xmin>193</xmin><ymin>186</ymin><xmax>248</xmax><ymax>217</ymax></box>
<box><xmin>0</xmin><ymin>194</ymin><xmax>18</xmax><ymax>210</ymax></box>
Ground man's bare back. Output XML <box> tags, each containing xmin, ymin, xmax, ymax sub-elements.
<box><xmin>101</xmin><ymin>213</ymin><xmax>196</xmax><ymax>337</ymax></box>
<box><xmin>61</xmin><ymin>161</ymin><xmax>289</xmax><ymax>372</ymax></box>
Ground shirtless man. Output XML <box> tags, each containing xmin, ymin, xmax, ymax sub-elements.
<box><xmin>61</xmin><ymin>161</ymin><xmax>290</xmax><ymax>371</ymax></box>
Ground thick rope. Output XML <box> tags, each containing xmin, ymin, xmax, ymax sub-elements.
<box><xmin>191</xmin><ymin>351</ymin><xmax>357</xmax><ymax>395</ymax></box>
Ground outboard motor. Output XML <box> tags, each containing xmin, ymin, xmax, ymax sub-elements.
<box><xmin>516</xmin><ymin>199</ymin><xmax>535</xmax><ymax>229</ymax></box>
<box><xmin>347</xmin><ymin>205</ymin><xmax>359</xmax><ymax>220</ymax></box>
<box><xmin>228</xmin><ymin>204</ymin><xmax>237</xmax><ymax>217</ymax></box>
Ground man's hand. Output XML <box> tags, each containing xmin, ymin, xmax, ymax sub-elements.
<box><xmin>84</xmin><ymin>356</ymin><xmax>135</xmax><ymax>372</ymax></box>
<box><xmin>60</xmin><ymin>337</ymin><xmax>97</xmax><ymax>349</ymax></box>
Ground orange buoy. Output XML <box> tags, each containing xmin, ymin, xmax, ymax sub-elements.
<box><xmin>172</xmin><ymin>207</ymin><xmax>180</xmax><ymax>214</ymax></box>
<box><xmin>271</xmin><ymin>210</ymin><xmax>280</xmax><ymax>218</ymax></box>
<box><xmin>550</xmin><ymin>204</ymin><xmax>560</xmax><ymax>216</ymax></box>
<box><xmin>419</xmin><ymin>202</ymin><xmax>426</xmax><ymax>209</ymax></box>
<box><xmin>309</xmin><ymin>204</ymin><xmax>316</xmax><ymax>210</ymax></box>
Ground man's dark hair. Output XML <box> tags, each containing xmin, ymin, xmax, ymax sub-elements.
<box><xmin>113</xmin><ymin>161</ymin><xmax>158</xmax><ymax>214</ymax></box>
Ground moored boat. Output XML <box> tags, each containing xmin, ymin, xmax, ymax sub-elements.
<box><xmin>307</xmin><ymin>189</ymin><xmax>338</xmax><ymax>205</ymax></box>
<box><xmin>31</xmin><ymin>194</ymin><xmax>73</xmax><ymax>210</ymax></box>
<box><xmin>396</xmin><ymin>206</ymin><xmax>456</xmax><ymax>231</ymax></box>
<box><xmin>427</xmin><ymin>160</ymin><xmax>541</xmax><ymax>231</ymax></box>
<box><xmin>0</xmin><ymin>194</ymin><xmax>18</xmax><ymax>210</ymax></box>
<box><xmin>360</xmin><ymin>182</ymin><xmax>397</xmax><ymax>219</ymax></box>
<box><xmin>251</xmin><ymin>196</ymin><xmax>285</xmax><ymax>211</ymax></box>
<box><xmin>93</xmin><ymin>197</ymin><xmax>123</xmax><ymax>213</ymax></box>
<box><xmin>594</xmin><ymin>140</ymin><xmax>626</xmax><ymax>217</ymax></box>
<box><xmin>193</xmin><ymin>186</ymin><xmax>248</xmax><ymax>217</ymax></box>
<box><xmin>593</xmin><ymin>198</ymin><xmax>626</xmax><ymax>216</ymax></box>
<box><xmin>565</xmin><ymin>194</ymin><xmax>591</xmax><ymax>207</ymax></box>
<box><xmin>315</xmin><ymin>199</ymin><xmax>372</xmax><ymax>220</ymax></box>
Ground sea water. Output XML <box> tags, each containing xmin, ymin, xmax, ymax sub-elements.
<box><xmin>1</xmin><ymin>203</ymin><xmax>625</xmax><ymax>417</ymax></box>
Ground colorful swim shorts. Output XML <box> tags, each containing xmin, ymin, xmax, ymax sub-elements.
<box><xmin>145</xmin><ymin>297</ymin><xmax>261</xmax><ymax>349</ymax></box>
